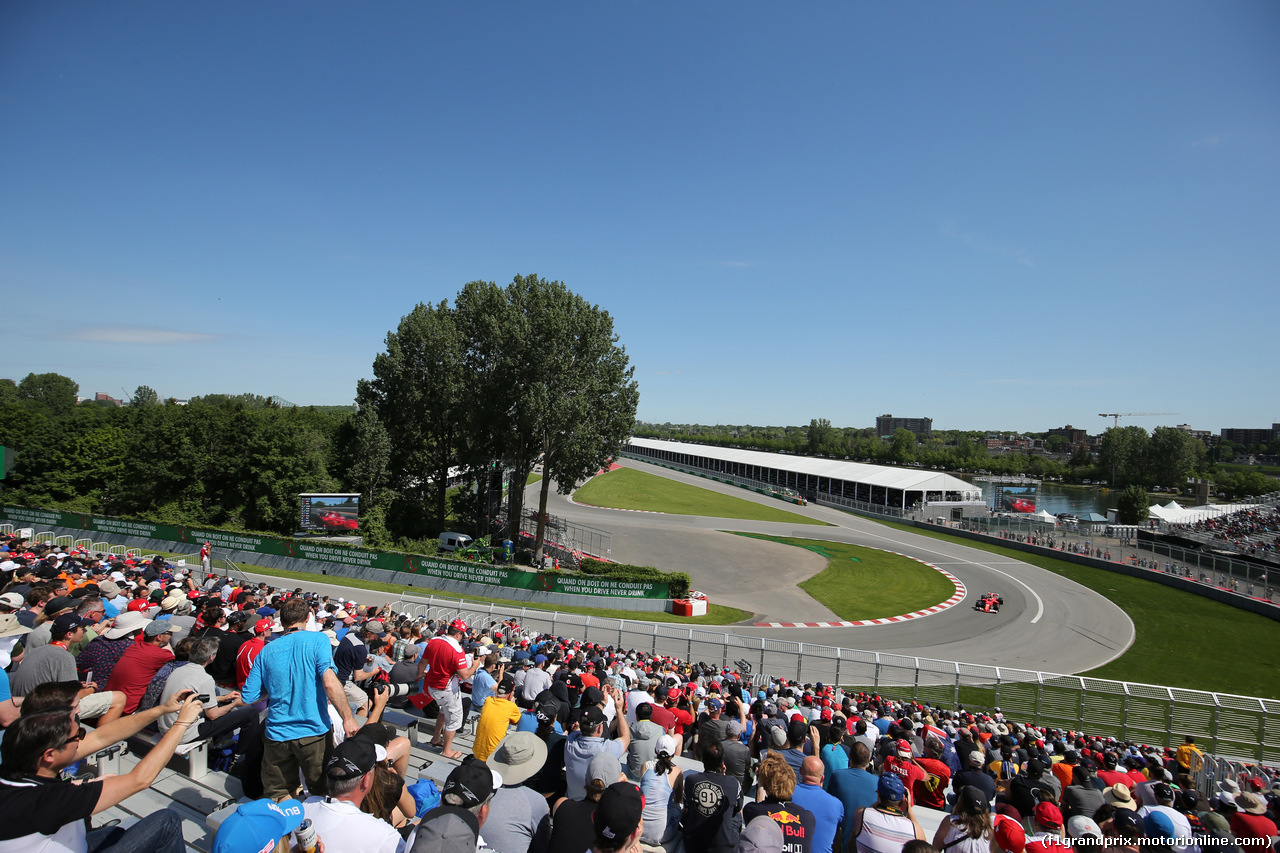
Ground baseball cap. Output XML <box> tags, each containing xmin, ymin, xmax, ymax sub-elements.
<box><xmin>969</xmin><ymin>750</ymin><xmax>986</xmax><ymax>767</ymax></box>
<box><xmin>44</xmin><ymin>596</ymin><xmax>76</xmax><ymax>616</ymax></box>
<box><xmin>0</xmin><ymin>592</ymin><xmax>23</xmax><ymax>611</ymax></box>
<box><xmin>581</xmin><ymin>686</ymin><xmax>605</xmax><ymax>707</ymax></box>
<box><xmin>326</xmin><ymin>737</ymin><xmax>377</xmax><ymax>780</ymax></box>
<box><xmin>1143</xmin><ymin>810</ymin><xmax>1176</xmax><ymax>840</ymax></box>
<box><xmin>655</xmin><ymin>734</ymin><xmax>677</xmax><ymax>757</ymax></box>
<box><xmin>896</xmin><ymin>739</ymin><xmax>912</xmax><ymax>757</ymax></box>
<box><xmin>878</xmin><ymin>772</ymin><xmax>906</xmax><ymax>801</ymax></box>
<box><xmin>594</xmin><ymin>781</ymin><xmax>644</xmax><ymax>845</ymax></box>
<box><xmin>533</xmin><ymin>653</ymin><xmax>547</xmax><ymax>665</ymax></box>
<box><xmin>363</xmin><ymin>620</ymin><xmax>386</xmax><ymax>636</ymax></box>
<box><xmin>535</xmin><ymin>697</ymin><xmax>559</xmax><ymax>725</ymax></box>
<box><xmin>1033</xmin><ymin>802</ymin><xmax>1063</xmax><ymax>830</ymax></box>
<box><xmin>1067</xmin><ymin>816</ymin><xmax>1103</xmax><ymax>840</ymax></box>
<box><xmin>993</xmin><ymin>813</ymin><xmax>1027</xmax><ymax>853</ymax></box>
<box><xmin>706</xmin><ymin>697</ymin><xmax>723</xmax><ymax>712</ymax></box>
<box><xmin>587</xmin><ymin>751</ymin><xmax>622</xmax><ymax>786</ymax></box>
<box><xmin>143</xmin><ymin>620</ymin><xmax>174</xmax><ymax>638</ymax></box>
<box><xmin>496</xmin><ymin>675</ymin><xmax>516</xmax><ymax>695</ymax></box>
<box><xmin>581</xmin><ymin>706</ymin><xmax>608</xmax><ymax>731</ymax></box>
<box><xmin>254</xmin><ymin>618</ymin><xmax>274</xmax><ymax>634</ymax></box>
<box><xmin>449</xmin><ymin>618</ymin><xmax>468</xmax><ymax>633</ymax></box>
<box><xmin>769</xmin><ymin>725</ymin><xmax>788</xmax><ymax>749</ymax></box>
<box><xmin>212</xmin><ymin>798</ymin><xmax>306</xmax><ymax>853</ymax></box>
<box><xmin>51</xmin><ymin>613</ymin><xmax>88</xmax><ymax>635</ymax></box>
<box><xmin>442</xmin><ymin>755</ymin><xmax>495</xmax><ymax>808</ymax></box>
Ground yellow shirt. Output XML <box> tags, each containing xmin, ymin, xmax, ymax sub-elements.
<box><xmin>473</xmin><ymin>695</ymin><xmax>522</xmax><ymax>762</ymax></box>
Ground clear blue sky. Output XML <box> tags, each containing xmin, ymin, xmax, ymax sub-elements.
<box><xmin>2</xmin><ymin>2</ymin><xmax>1276</xmax><ymax>434</ymax></box>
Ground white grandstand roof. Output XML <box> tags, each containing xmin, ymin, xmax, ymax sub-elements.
<box><xmin>627</xmin><ymin>437</ymin><xmax>980</xmax><ymax>494</ymax></box>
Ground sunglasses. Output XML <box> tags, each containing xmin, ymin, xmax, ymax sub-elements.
<box><xmin>60</xmin><ymin>725</ymin><xmax>88</xmax><ymax>749</ymax></box>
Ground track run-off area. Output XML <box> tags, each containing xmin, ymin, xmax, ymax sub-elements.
<box><xmin>552</xmin><ymin>457</ymin><xmax>1134</xmax><ymax>675</ymax></box>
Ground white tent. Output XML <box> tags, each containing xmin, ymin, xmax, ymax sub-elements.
<box><xmin>1032</xmin><ymin>509</ymin><xmax>1058</xmax><ymax>524</ymax></box>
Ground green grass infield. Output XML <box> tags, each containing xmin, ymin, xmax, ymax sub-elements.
<box><xmin>872</xmin><ymin>519</ymin><xmax>1280</xmax><ymax>700</ymax></box>
<box><xmin>732</xmin><ymin>533</ymin><xmax>956</xmax><ymax>620</ymax></box>
<box><xmin>573</xmin><ymin>466</ymin><xmax>828</xmax><ymax>525</ymax></box>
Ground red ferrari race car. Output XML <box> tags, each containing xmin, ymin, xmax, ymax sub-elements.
<box><xmin>974</xmin><ymin>592</ymin><xmax>1004</xmax><ymax>613</ymax></box>
<box><xmin>318</xmin><ymin>511</ymin><xmax>359</xmax><ymax>531</ymax></box>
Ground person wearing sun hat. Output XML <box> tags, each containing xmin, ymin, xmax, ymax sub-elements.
<box><xmin>212</xmin><ymin>798</ymin><xmax>310</xmax><ymax>853</ymax></box>
<box><xmin>1230</xmin><ymin>791</ymin><xmax>1278</xmax><ymax>845</ymax></box>
<box><xmin>483</xmin><ymin>731</ymin><xmax>552</xmax><ymax>853</ymax></box>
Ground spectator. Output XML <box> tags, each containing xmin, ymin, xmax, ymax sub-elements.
<box><xmin>211</xmin><ymin>797</ymin><xmax>315</xmax><ymax>853</ymax></box>
<box><xmin>626</xmin><ymin>700</ymin><xmax>665</xmax><ymax>782</ymax></box>
<box><xmin>638</xmin><ymin>733</ymin><xmax>683</xmax><ymax>852</ymax></box>
<box><xmin>104</xmin><ymin>618</ymin><xmax>177</xmax><ymax>714</ymax></box>
<box><xmin>74</xmin><ymin>609</ymin><xmax>148</xmax><ymax>686</ymax></box>
<box><xmin>551</xmin><ymin>751</ymin><xmax>623</xmax><ymax>853</ymax></box>
<box><xmin>792</xmin><ymin>755</ymin><xmax>844</xmax><ymax>853</ymax></box>
<box><xmin>469</xmin><ymin>653</ymin><xmax>501</xmax><ymax>713</ymax></box>
<box><xmin>473</xmin><ymin>675</ymin><xmax>522</xmax><ymax>762</ymax></box>
<box><xmin>11</xmin><ymin>612</ymin><xmax>125</xmax><ymax>725</ymax></box>
<box><xmin>1174</xmin><ymin>736</ymin><xmax>1204</xmax><ymax>777</ymax></box>
<box><xmin>682</xmin><ymin>741</ymin><xmax>742</xmax><ymax>853</ymax></box>
<box><xmin>591</xmin><ymin>780</ymin><xmax>645</xmax><ymax>853</ymax></box>
<box><xmin>301</xmin><ymin>736</ymin><xmax>404</xmax><ymax>853</ymax></box>
<box><xmin>912</xmin><ymin>736</ymin><xmax>953</xmax><ymax>811</ymax></box>
<box><xmin>335</xmin><ymin>620</ymin><xmax>386</xmax><ymax>714</ymax></box>
<box><xmin>1009</xmin><ymin>758</ymin><xmax>1057</xmax><ymax>821</ymax></box>
<box><xmin>1062</xmin><ymin>762</ymin><xmax>1104</xmax><ymax>819</ymax></box>
<box><xmin>241</xmin><ymin>596</ymin><xmax>359</xmax><ymax>801</ymax></box>
<box><xmin>849</xmin><ymin>772</ymin><xmax>925</xmax><ymax>853</ymax></box>
<box><xmin>745</xmin><ymin>751</ymin><xmax>815</xmax><ymax>852</ymax></box>
<box><xmin>421</xmin><ymin>618</ymin><xmax>482</xmax><ymax>760</ymax></box>
<box><xmin>519</xmin><ymin>654</ymin><xmax>553</xmax><ymax>708</ymax></box>
<box><xmin>407</xmin><ymin>755</ymin><xmax>498</xmax><ymax>852</ymax></box>
<box><xmin>0</xmin><ymin>692</ymin><xmax>203</xmax><ymax>852</ymax></box>
<box><xmin>829</xmin><ymin>741</ymin><xmax>880</xmax><ymax>851</ymax></box>
<box><xmin>234</xmin><ymin>617</ymin><xmax>273</xmax><ymax>689</ymax></box>
<box><xmin>484</xmin><ymin>731</ymin><xmax>553</xmax><ymax>853</ymax></box>
<box><xmin>933</xmin><ymin>785</ymin><xmax>995</xmax><ymax>853</ymax></box>
<box><xmin>1025</xmin><ymin>802</ymin><xmax>1071</xmax><ymax>853</ymax></box>
<box><xmin>565</xmin><ymin>698</ymin><xmax>631</xmax><ymax>800</ymax></box>
<box><xmin>1229</xmin><ymin>792</ymin><xmax>1278</xmax><ymax>845</ymax></box>
<box><xmin>156</xmin><ymin>635</ymin><xmax>260</xmax><ymax>770</ymax></box>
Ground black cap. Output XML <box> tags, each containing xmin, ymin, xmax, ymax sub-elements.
<box><xmin>325</xmin><ymin>736</ymin><xmax>377</xmax><ymax>780</ymax></box>
<box><xmin>496</xmin><ymin>675</ymin><xmax>516</xmax><ymax>695</ymax></box>
<box><xmin>581</xmin><ymin>706</ymin><xmax>607</xmax><ymax>731</ymax></box>
<box><xmin>442</xmin><ymin>755</ymin><xmax>495</xmax><ymax>808</ymax></box>
<box><xmin>535</xmin><ymin>697</ymin><xmax>559</xmax><ymax>725</ymax></box>
<box><xmin>581</xmin><ymin>686</ymin><xmax>605</xmax><ymax>707</ymax></box>
<box><xmin>594</xmin><ymin>781</ymin><xmax>644</xmax><ymax>845</ymax></box>
<box><xmin>51</xmin><ymin>613</ymin><xmax>87</xmax><ymax>637</ymax></box>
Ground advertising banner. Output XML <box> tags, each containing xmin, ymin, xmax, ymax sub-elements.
<box><xmin>0</xmin><ymin>505</ymin><xmax>668</xmax><ymax>599</ymax></box>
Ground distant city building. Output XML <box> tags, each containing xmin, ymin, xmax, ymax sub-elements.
<box><xmin>1047</xmin><ymin>424</ymin><xmax>1088</xmax><ymax>446</ymax></box>
<box><xmin>1220</xmin><ymin>424</ymin><xmax>1279</xmax><ymax>446</ymax></box>
<box><xmin>876</xmin><ymin>414</ymin><xmax>932</xmax><ymax>439</ymax></box>
<box><xmin>94</xmin><ymin>392</ymin><xmax>123</xmax><ymax>406</ymax></box>
<box><xmin>1174</xmin><ymin>423</ymin><xmax>1214</xmax><ymax>444</ymax></box>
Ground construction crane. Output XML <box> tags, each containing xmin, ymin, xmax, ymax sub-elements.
<box><xmin>1098</xmin><ymin>412</ymin><xmax>1178</xmax><ymax>428</ymax></box>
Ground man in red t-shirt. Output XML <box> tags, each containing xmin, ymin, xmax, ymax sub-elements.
<box><xmin>912</xmin><ymin>737</ymin><xmax>953</xmax><ymax>810</ymax></box>
<box><xmin>882</xmin><ymin>739</ymin><xmax>927</xmax><ymax>805</ymax></box>
<box><xmin>235</xmin><ymin>618</ymin><xmax>273</xmax><ymax>688</ymax></box>
<box><xmin>105</xmin><ymin>620</ymin><xmax>176</xmax><ymax>714</ymax></box>
<box><xmin>419</xmin><ymin>619</ymin><xmax>481</xmax><ymax>760</ymax></box>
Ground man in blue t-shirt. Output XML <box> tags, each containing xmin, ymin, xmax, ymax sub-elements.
<box><xmin>827</xmin><ymin>742</ymin><xmax>880</xmax><ymax>851</ymax></box>
<box><xmin>793</xmin><ymin>756</ymin><xmax>844</xmax><ymax>853</ymax></box>
<box><xmin>241</xmin><ymin>597</ymin><xmax>359</xmax><ymax>800</ymax></box>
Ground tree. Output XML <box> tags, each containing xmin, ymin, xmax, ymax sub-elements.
<box><xmin>1116</xmin><ymin>484</ymin><xmax>1150</xmax><ymax>524</ymax></box>
<box><xmin>1147</xmin><ymin>426</ymin><xmax>1201</xmax><ymax>489</ymax></box>
<box><xmin>130</xmin><ymin>385</ymin><xmax>160</xmax><ymax>407</ymax></box>
<box><xmin>17</xmin><ymin>372</ymin><xmax>78</xmax><ymax>417</ymax></box>
<box><xmin>1098</xmin><ymin>426</ymin><xmax>1149</xmax><ymax>487</ymax></box>
<box><xmin>455</xmin><ymin>275</ymin><xmax>639</xmax><ymax>560</ymax></box>
<box><xmin>890</xmin><ymin>428</ymin><xmax>916</xmax><ymax>464</ymax></box>
<box><xmin>808</xmin><ymin>418</ymin><xmax>833</xmax><ymax>455</ymax></box>
<box><xmin>360</xmin><ymin>301</ymin><xmax>467</xmax><ymax>537</ymax></box>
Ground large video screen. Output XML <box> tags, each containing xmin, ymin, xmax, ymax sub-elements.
<box><xmin>996</xmin><ymin>485</ymin><xmax>1037</xmax><ymax>513</ymax></box>
<box><xmin>299</xmin><ymin>493</ymin><xmax>360</xmax><ymax>533</ymax></box>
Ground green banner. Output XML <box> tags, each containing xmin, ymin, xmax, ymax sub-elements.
<box><xmin>0</xmin><ymin>505</ymin><xmax>668</xmax><ymax>600</ymax></box>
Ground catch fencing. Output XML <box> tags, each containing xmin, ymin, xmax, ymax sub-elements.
<box><xmin>393</xmin><ymin>593</ymin><xmax>1280</xmax><ymax>764</ymax></box>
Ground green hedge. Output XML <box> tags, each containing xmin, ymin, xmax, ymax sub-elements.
<box><xmin>578</xmin><ymin>558</ymin><xmax>691</xmax><ymax>598</ymax></box>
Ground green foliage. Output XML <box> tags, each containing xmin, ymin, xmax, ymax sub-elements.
<box><xmin>578</xmin><ymin>558</ymin><xmax>690</xmax><ymax>597</ymax></box>
<box><xmin>1116</xmin><ymin>484</ymin><xmax>1151</xmax><ymax>524</ymax></box>
<box><xmin>130</xmin><ymin>385</ymin><xmax>160</xmax><ymax>407</ymax></box>
<box><xmin>17</xmin><ymin>372</ymin><xmax>79</xmax><ymax>418</ymax></box>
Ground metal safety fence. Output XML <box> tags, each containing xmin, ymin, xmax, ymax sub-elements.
<box><xmin>392</xmin><ymin>592</ymin><xmax>1280</xmax><ymax>764</ymax></box>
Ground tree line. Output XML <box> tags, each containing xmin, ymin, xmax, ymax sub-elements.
<box><xmin>0</xmin><ymin>275</ymin><xmax>639</xmax><ymax>564</ymax></box>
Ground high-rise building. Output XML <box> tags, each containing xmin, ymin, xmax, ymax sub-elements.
<box><xmin>876</xmin><ymin>414</ymin><xmax>933</xmax><ymax>439</ymax></box>
<box><xmin>1220</xmin><ymin>424</ymin><xmax>1279</xmax><ymax>446</ymax></box>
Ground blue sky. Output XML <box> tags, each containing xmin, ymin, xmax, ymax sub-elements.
<box><xmin>2</xmin><ymin>2</ymin><xmax>1276</xmax><ymax>433</ymax></box>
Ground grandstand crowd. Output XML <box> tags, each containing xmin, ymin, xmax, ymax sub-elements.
<box><xmin>1175</xmin><ymin>508</ymin><xmax>1280</xmax><ymax>559</ymax></box>
<box><xmin>1</xmin><ymin>534</ymin><xmax>1278</xmax><ymax>853</ymax></box>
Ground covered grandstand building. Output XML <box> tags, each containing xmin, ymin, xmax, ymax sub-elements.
<box><xmin>624</xmin><ymin>437</ymin><xmax>986</xmax><ymax>516</ymax></box>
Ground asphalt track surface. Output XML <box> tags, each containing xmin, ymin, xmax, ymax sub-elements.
<box><xmin>542</xmin><ymin>458</ymin><xmax>1135</xmax><ymax>675</ymax></box>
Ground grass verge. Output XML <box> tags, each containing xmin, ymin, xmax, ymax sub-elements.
<box><xmin>194</xmin><ymin>556</ymin><xmax>752</xmax><ymax>626</ymax></box>
<box><xmin>732</xmin><ymin>533</ymin><xmax>956</xmax><ymax>620</ymax></box>
<box><xmin>870</xmin><ymin>519</ymin><xmax>1280</xmax><ymax>699</ymax></box>
<box><xmin>574</xmin><ymin>467</ymin><xmax>829</xmax><ymax>525</ymax></box>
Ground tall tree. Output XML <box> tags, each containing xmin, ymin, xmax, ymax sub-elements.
<box><xmin>361</xmin><ymin>301</ymin><xmax>467</xmax><ymax>536</ymax></box>
<box><xmin>17</xmin><ymin>372</ymin><xmax>79</xmax><ymax>417</ymax></box>
<box><xmin>1147</xmin><ymin>426</ymin><xmax>1201</xmax><ymax>489</ymax></box>
<box><xmin>1098</xmin><ymin>426</ymin><xmax>1149</xmax><ymax>487</ymax></box>
<box><xmin>1116</xmin><ymin>484</ymin><xmax>1151</xmax><ymax>524</ymax></box>
<box><xmin>808</xmin><ymin>418</ymin><xmax>833</xmax><ymax>454</ymax></box>
<box><xmin>130</xmin><ymin>385</ymin><xmax>160</xmax><ymax>407</ymax></box>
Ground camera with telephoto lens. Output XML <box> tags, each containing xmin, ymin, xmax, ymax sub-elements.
<box><xmin>363</xmin><ymin>670</ymin><xmax>412</xmax><ymax>704</ymax></box>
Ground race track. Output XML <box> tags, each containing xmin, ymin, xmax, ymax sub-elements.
<box><xmin>539</xmin><ymin>458</ymin><xmax>1134</xmax><ymax>675</ymax></box>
